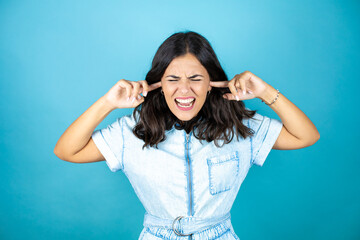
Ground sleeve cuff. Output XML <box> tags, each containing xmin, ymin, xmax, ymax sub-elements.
<box><xmin>253</xmin><ymin>118</ymin><xmax>283</xmax><ymax>167</ymax></box>
<box><xmin>91</xmin><ymin>130</ymin><xmax>122</xmax><ymax>172</ymax></box>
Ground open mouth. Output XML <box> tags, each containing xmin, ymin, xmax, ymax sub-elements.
<box><xmin>174</xmin><ymin>97</ymin><xmax>196</xmax><ymax>109</ymax></box>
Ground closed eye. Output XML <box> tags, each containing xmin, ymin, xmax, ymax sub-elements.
<box><xmin>167</xmin><ymin>79</ymin><xmax>202</xmax><ymax>82</ymax></box>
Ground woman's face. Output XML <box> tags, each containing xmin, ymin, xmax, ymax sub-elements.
<box><xmin>161</xmin><ymin>53</ymin><xmax>211</xmax><ymax>121</ymax></box>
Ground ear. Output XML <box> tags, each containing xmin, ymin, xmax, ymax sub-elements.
<box><xmin>207</xmin><ymin>85</ymin><xmax>212</xmax><ymax>91</ymax></box>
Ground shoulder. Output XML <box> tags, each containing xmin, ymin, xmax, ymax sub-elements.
<box><xmin>242</xmin><ymin>107</ymin><xmax>264</xmax><ymax>129</ymax></box>
<box><xmin>119</xmin><ymin>112</ymin><xmax>139</xmax><ymax>131</ymax></box>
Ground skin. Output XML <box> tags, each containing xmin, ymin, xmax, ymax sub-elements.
<box><xmin>54</xmin><ymin>53</ymin><xmax>320</xmax><ymax>163</ymax></box>
<box><xmin>102</xmin><ymin>54</ymin><xmax>320</xmax><ymax>152</ymax></box>
<box><xmin>160</xmin><ymin>53</ymin><xmax>212</xmax><ymax>121</ymax></box>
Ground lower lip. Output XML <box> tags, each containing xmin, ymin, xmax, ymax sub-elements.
<box><xmin>175</xmin><ymin>100</ymin><xmax>195</xmax><ymax>111</ymax></box>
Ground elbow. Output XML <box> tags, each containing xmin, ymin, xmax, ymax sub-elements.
<box><xmin>54</xmin><ymin>147</ymin><xmax>65</xmax><ymax>160</ymax></box>
<box><xmin>54</xmin><ymin>147</ymin><xmax>73</xmax><ymax>162</ymax></box>
<box><xmin>306</xmin><ymin>133</ymin><xmax>320</xmax><ymax>146</ymax></box>
<box><xmin>53</xmin><ymin>142</ymin><xmax>63</xmax><ymax>159</ymax></box>
<box><xmin>314</xmin><ymin>131</ymin><xmax>320</xmax><ymax>143</ymax></box>
<box><xmin>54</xmin><ymin>146</ymin><xmax>60</xmax><ymax>157</ymax></box>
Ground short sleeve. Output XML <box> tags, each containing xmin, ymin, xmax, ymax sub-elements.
<box><xmin>91</xmin><ymin>118</ymin><xmax>124</xmax><ymax>172</ymax></box>
<box><xmin>248</xmin><ymin>112</ymin><xmax>283</xmax><ymax>167</ymax></box>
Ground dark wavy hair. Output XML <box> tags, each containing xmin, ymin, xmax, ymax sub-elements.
<box><xmin>133</xmin><ymin>31</ymin><xmax>257</xmax><ymax>148</ymax></box>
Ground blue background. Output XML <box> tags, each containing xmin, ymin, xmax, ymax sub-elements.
<box><xmin>1</xmin><ymin>0</ymin><xmax>359</xmax><ymax>239</ymax></box>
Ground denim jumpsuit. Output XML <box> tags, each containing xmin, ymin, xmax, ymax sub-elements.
<box><xmin>91</xmin><ymin>109</ymin><xmax>283</xmax><ymax>240</ymax></box>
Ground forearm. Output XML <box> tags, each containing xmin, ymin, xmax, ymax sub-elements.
<box><xmin>258</xmin><ymin>84</ymin><xmax>320</xmax><ymax>144</ymax></box>
<box><xmin>54</xmin><ymin>96</ymin><xmax>115</xmax><ymax>158</ymax></box>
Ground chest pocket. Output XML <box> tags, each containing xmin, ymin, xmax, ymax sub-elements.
<box><xmin>207</xmin><ymin>151</ymin><xmax>239</xmax><ymax>195</ymax></box>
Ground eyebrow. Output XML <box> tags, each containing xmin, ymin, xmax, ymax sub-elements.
<box><xmin>165</xmin><ymin>74</ymin><xmax>204</xmax><ymax>79</ymax></box>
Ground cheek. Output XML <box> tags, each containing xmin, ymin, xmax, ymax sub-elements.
<box><xmin>196</xmin><ymin>84</ymin><xmax>209</xmax><ymax>97</ymax></box>
<box><xmin>162</xmin><ymin>83</ymin><xmax>175</xmax><ymax>93</ymax></box>
<box><xmin>163</xmin><ymin>88</ymin><xmax>175</xmax><ymax>100</ymax></box>
<box><xmin>163</xmin><ymin>88</ymin><xmax>175</xmax><ymax>105</ymax></box>
<box><xmin>163</xmin><ymin>94</ymin><xmax>173</xmax><ymax>105</ymax></box>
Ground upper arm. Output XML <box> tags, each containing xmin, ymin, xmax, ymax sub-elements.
<box><xmin>272</xmin><ymin>126</ymin><xmax>314</xmax><ymax>150</ymax></box>
<box><xmin>60</xmin><ymin>138</ymin><xmax>105</xmax><ymax>163</ymax></box>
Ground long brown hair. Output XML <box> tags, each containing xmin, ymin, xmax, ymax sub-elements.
<box><xmin>133</xmin><ymin>31</ymin><xmax>257</xmax><ymax>148</ymax></box>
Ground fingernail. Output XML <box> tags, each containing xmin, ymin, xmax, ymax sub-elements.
<box><xmin>249</xmin><ymin>90</ymin><xmax>253</xmax><ymax>94</ymax></box>
<box><xmin>243</xmin><ymin>90</ymin><xmax>246</xmax><ymax>95</ymax></box>
<box><xmin>143</xmin><ymin>91</ymin><xmax>148</xmax><ymax>97</ymax></box>
<box><xmin>131</xmin><ymin>97</ymin><xmax>136</xmax><ymax>103</ymax></box>
<box><xmin>137</xmin><ymin>95</ymin><xmax>141</xmax><ymax>100</ymax></box>
<box><xmin>235</xmin><ymin>95</ymin><xmax>239</xmax><ymax>101</ymax></box>
<box><xmin>127</xmin><ymin>97</ymin><xmax>130</xmax><ymax>101</ymax></box>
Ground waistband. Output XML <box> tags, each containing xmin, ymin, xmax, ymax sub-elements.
<box><xmin>143</xmin><ymin>212</ymin><xmax>231</xmax><ymax>236</ymax></box>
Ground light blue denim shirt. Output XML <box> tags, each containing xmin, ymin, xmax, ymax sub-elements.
<box><xmin>91</xmin><ymin>109</ymin><xmax>283</xmax><ymax>240</ymax></box>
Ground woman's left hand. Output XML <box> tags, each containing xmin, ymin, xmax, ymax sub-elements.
<box><xmin>210</xmin><ymin>71</ymin><xmax>268</xmax><ymax>101</ymax></box>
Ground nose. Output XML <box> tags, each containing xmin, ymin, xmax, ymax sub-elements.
<box><xmin>178</xmin><ymin>79</ymin><xmax>191</xmax><ymax>94</ymax></box>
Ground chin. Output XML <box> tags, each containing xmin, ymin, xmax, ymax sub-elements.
<box><xmin>173</xmin><ymin>112</ymin><xmax>199</xmax><ymax>122</ymax></box>
<box><xmin>178</xmin><ymin>117</ymin><xmax>194</xmax><ymax>122</ymax></box>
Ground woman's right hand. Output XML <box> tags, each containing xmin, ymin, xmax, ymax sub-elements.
<box><xmin>103</xmin><ymin>79</ymin><xmax>161</xmax><ymax>109</ymax></box>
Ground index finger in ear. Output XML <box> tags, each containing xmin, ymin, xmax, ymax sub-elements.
<box><xmin>148</xmin><ymin>81</ymin><xmax>162</xmax><ymax>92</ymax></box>
<box><xmin>209</xmin><ymin>81</ymin><xmax>229</xmax><ymax>88</ymax></box>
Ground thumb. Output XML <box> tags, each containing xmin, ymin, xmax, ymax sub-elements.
<box><xmin>222</xmin><ymin>93</ymin><xmax>238</xmax><ymax>101</ymax></box>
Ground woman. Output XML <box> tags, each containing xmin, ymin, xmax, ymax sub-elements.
<box><xmin>54</xmin><ymin>31</ymin><xmax>320</xmax><ymax>240</ymax></box>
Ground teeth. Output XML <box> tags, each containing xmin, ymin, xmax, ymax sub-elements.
<box><xmin>177</xmin><ymin>101</ymin><xmax>194</xmax><ymax>108</ymax></box>
<box><xmin>175</xmin><ymin>98</ymin><xmax>195</xmax><ymax>103</ymax></box>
